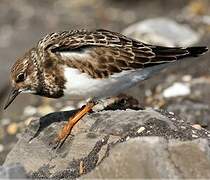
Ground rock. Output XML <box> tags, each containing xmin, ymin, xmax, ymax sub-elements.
<box><xmin>165</xmin><ymin>99</ymin><xmax>210</xmax><ymax>129</ymax></box>
<box><xmin>84</xmin><ymin>137</ymin><xmax>210</xmax><ymax>179</ymax></box>
<box><xmin>6</xmin><ymin>122</ymin><xmax>18</xmax><ymax>135</ymax></box>
<box><xmin>162</xmin><ymin>82</ymin><xmax>191</xmax><ymax>98</ymax></box>
<box><xmin>37</xmin><ymin>104</ymin><xmax>55</xmax><ymax>116</ymax></box>
<box><xmin>23</xmin><ymin>106</ymin><xmax>37</xmax><ymax>117</ymax></box>
<box><xmin>192</xmin><ymin>124</ymin><xmax>202</xmax><ymax>130</ymax></box>
<box><xmin>0</xmin><ymin>144</ymin><xmax>4</xmax><ymax>153</ymax></box>
<box><xmin>122</xmin><ymin>18</ymin><xmax>201</xmax><ymax>46</ymax></box>
<box><xmin>3</xmin><ymin>108</ymin><xmax>210</xmax><ymax>178</ymax></box>
<box><xmin>0</xmin><ymin>163</ymin><xmax>27</xmax><ymax>179</ymax></box>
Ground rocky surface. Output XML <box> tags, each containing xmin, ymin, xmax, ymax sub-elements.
<box><xmin>3</xmin><ymin>108</ymin><xmax>210</xmax><ymax>179</ymax></box>
<box><xmin>0</xmin><ymin>163</ymin><xmax>27</xmax><ymax>179</ymax></box>
<box><xmin>1</xmin><ymin>0</ymin><xmax>210</xmax><ymax>173</ymax></box>
<box><xmin>84</xmin><ymin>138</ymin><xmax>210</xmax><ymax>179</ymax></box>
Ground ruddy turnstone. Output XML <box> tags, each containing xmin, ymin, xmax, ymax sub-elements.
<box><xmin>4</xmin><ymin>29</ymin><xmax>208</xmax><ymax>147</ymax></box>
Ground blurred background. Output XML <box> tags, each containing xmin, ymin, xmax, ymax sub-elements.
<box><xmin>0</xmin><ymin>0</ymin><xmax>210</xmax><ymax>164</ymax></box>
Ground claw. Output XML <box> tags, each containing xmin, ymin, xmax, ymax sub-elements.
<box><xmin>49</xmin><ymin>135</ymin><xmax>67</xmax><ymax>149</ymax></box>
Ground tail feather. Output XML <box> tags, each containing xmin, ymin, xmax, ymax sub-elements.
<box><xmin>151</xmin><ymin>46</ymin><xmax>208</xmax><ymax>60</ymax></box>
<box><xmin>185</xmin><ymin>46</ymin><xmax>208</xmax><ymax>57</ymax></box>
<box><xmin>135</xmin><ymin>45</ymin><xmax>208</xmax><ymax>75</ymax></box>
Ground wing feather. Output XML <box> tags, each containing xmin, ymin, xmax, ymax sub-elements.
<box><xmin>36</xmin><ymin>29</ymin><xmax>201</xmax><ymax>79</ymax></box>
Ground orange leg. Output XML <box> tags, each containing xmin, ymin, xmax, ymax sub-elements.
<box><xmin>51</xmin><ymin>101</ymin><xmax>95</xmax><ymax>149</ymax></box>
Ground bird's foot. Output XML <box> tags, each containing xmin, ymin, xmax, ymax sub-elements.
<box><xmin>49</xmin><ymin>100</ymin><xmax>96</xmax><ymax>150</ymax></box>
<box><xmin>49</xmin><ymin>134</ymin><xmax>69</xmax><ymax>150</ymax></box>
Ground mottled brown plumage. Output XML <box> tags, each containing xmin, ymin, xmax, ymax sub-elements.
<box><xmin>4</xmin><ymin>28</ymin><xmax>208</xmax><ymax>148</ymax></box>
<box><xmin>5</xmin><ymin>29</ymin><xmax>208</xmax><ymax>109</ymax></box>
<box><xmin>35</xmin><ymin>29</ymin><xmax>207</xmax><ymax>78</ymax></box>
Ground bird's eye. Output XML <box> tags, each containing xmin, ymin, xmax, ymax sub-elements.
<box><xmin>16</xmin><ymin>73</ymin><xmax>25</xmax><ymax>83</ymax></box>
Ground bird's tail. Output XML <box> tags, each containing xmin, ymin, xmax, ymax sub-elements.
<box><xmin>150</xmin><ymin>46</ymin><xmax>208</xmax><ymax>63</ymax></box>
<box><xmin>184</xmin><ymin>46</ymin><xmax>208</xmax><ymax>58</ymax></box>
<box><xmin>139</xmin><ymin>45</ymin><xmax>208</xmax><ymax>80</ymax></box>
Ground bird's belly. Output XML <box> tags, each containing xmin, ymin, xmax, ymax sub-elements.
<box><xmin>63</xmin><ymin>65</ymin><xmax>166</xmax><ymax>100</ymax></box>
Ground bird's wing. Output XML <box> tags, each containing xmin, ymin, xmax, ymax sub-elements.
<box><xmin>37</xmin><ymin>29</ymin><xmax>199</xmax><ymax>78</ymax></box>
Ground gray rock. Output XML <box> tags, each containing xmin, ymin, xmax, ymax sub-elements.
<box><xmin>123</xmin><ymin>18</ymin><xmax>201</xmax><ymax>46</ymax></box>
<box><xmin>164</xmin><ymin>80</ymin><xmax>210</xmax><ymax>129</ymax></box>
<box><xmin>3</xmin><ymin>109</ymin><xmax>210</xmax><ymax>178</ymax></box>
<box><xmin>166</xmin><ymin>100</ymin><xmax>210</xmax><ymax>128</ymax></box>
<box><xmin>84</xmin><ymin>137</ymin><xmax>210</xmax><ymax>179</ymax></box>
<box><xmin>0</xmin><ymin>163</ymin><xmax>27</xmax><ymax>179</ymax></box>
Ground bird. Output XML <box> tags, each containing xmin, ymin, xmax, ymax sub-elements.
<box><xmin>4</xmin><ymin>29</ymin><xmax>208</xmax><ymax>148</ymax></box>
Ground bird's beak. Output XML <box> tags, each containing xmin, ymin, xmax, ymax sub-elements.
<box><xmin>4</xmin><ymin>87</ymin><xmax>20</xmax><ymax>110</ymax></box>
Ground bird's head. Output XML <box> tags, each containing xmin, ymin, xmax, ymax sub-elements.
<box><xmin>4</xmin><ymin>48</ymin><xmax>66</xmax><ymax>109</ymax></box>
<box><xmin>4</xmin><ymin>49</ymin><xmax>39</xmax><ymax>109</ymax></box>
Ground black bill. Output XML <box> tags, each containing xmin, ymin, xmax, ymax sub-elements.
<box><xmin>4</xmin><ymin>88</ymin><xmax>20</xmax><ymax>110</ymax></box>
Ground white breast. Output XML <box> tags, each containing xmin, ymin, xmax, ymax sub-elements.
<box><xmin>63</xmin><ymin>64</ymin><xmax>168</xmax><ymax>101</ymax></box>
